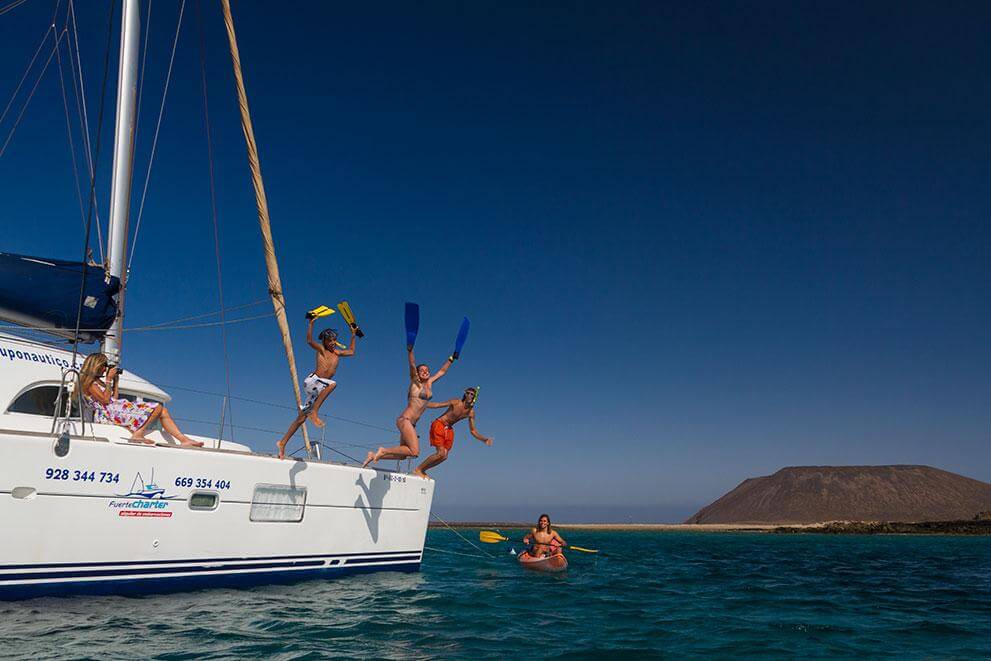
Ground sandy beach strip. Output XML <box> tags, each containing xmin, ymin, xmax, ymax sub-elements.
<box><xmin>428</xmin><ymin>522</ymin><xmax>818</xmax><ymax>531</ymax></box>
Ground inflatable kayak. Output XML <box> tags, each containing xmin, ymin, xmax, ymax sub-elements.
<box><xmin>518</xmin><ymin>551</ymin><xmax>568</xmax><ymax>572</ymax></box>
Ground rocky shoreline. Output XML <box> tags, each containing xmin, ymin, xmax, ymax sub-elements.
<box><xmin>773</xmin><ymin>520</ymin><xmax>991</xmax><ymax>535</ymax></box>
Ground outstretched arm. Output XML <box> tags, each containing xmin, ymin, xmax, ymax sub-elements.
<box><xmin>468</xmin><ymin>410</ymin><xmax>492</xmax><ymax>445</ymax></box>
<box><xmin>523</xmin><ymin>527</ymin><xmax>537</xmax><ymax>544</ymax></box>
<box><xmin>338</xmin><ymin>330</ymin><xmax>358</xmax><ymax>356</ymax></box>
<box><xmin>306</xmin><ymin>317</ymin><xmax>321</xmax><ymax>351</ymax></box>
<box><xmin>552</xmin><ymin>531</ymin><xmax>567</xmax><ymax>547</ymax></box>
<box><xmin>428</xmin><ymin>356</ymin><xmax>454</xmax><ymax>384</ymax></box>
<box><xmin>425</xmin><ymin>399</ymin><xmax>458</xmax><ymax>409</ymax></box>
<box><xmin>407</xmin><ymin>347</ymin><xmax>418</xmax><ymax>380</ymax></box>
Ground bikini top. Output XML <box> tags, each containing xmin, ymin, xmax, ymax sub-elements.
<box><xmin>409</xmin><ymin>380</ymin><xmax>432</xmax><ymax>402</ymax></box>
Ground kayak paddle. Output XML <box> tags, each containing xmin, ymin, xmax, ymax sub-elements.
<box><xmin>337</xmin><ymin>300</ymin><xmax>364</xmax><ymax>337</ymax></box>
<box><xmin>405</xmin><ymin>302</ymin><xmax>419</xmax><ymax>350</ymax></box>
<box><xmin>479</xmin><ymin>530</ymin><xmax>598</xmax><ymax>554</ymax></box>
<box><xmin>451</xmin><ymin>316</ymin><xmax>470</xmax><ymax>360</ymax></box>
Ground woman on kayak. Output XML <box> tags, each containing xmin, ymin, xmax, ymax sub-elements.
<box><xmin>523</xmin><ymin>514</ymin><xmax>567</xmax><ymax>558</ymax></box>
<box><xmin>363</xmin><ymin>345</ymin><xmax>453</xmax><ymax>467</ymax></box>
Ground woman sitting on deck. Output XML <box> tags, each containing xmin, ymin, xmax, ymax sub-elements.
<box><xmin>79</xmin><ymin>352</ymin><xmax>203</xmax><ymax>447</ymax></box>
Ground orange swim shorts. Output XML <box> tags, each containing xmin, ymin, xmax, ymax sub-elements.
<box><xmin>429</xmin><ymin>418</ymin><xmax>455</xmax><ymax>451</ymax></box>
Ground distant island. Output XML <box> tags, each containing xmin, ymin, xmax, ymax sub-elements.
<box><xmin>428</xmin><ymin>466</ymin><xmax>991</xmax><ymax>535</ymax></box>
<box><xmin>687</xmin><ymin>465</ymin><xmax>991</xmax><ymax>525</ymax></box>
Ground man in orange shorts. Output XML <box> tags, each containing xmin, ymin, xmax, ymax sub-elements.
<box><xmin>414</xmin><ymin>387</ymin><xmax>492</xmax><ymax>479</ymax></box>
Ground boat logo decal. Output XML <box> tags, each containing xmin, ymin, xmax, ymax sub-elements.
<box><xmin>109</xmin><ymin>469</ymin><xmax>176</xmax><ymax>518</ymax></box>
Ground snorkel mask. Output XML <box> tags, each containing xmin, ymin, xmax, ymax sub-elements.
<box><xmin>463</xmin><ymin>386</ymin><xmax>480</xmax><ymax>407</ymax></box>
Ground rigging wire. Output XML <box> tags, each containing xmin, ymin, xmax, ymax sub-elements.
<box><xmin>126</xmin><ymin>312</ymin><xmax>273</xmax><ymax>332</ymax></box>
<box><xmin>0</xmin><ymin>20</ymin><xmax>53</xmax><ymax>131</ymax></box>
<box><xmin>136</xmin><ymin>297</ymin><xmax>268</xmax><ymax>329</ymax></box>
<box><xmin>0</xmin><ymin>27</ymin><xmax>68</xmax><ymax>158</ymax></box>
<box><xmin>67</xmin><ymin>0</ymin><xmax>103</xmax><ymax>261</ymax></box>
<box><xmin>171</xmin><ymin>416</ymin><xmax>380</xmax><ymax>451</ymax></box>
<box><xmin>132</xmin><ymin>0</ymin><xmax>151</xmax><ymax>143</ymax></box>
<box><xmin>127</xmin><ymin>0</ymin><xmax>185</xmax><ymax>271</ymax></box>
<box><xmin>0</xmin><ymin>0</ymin><xmax>30</xmax><ymax>18</ymax></box>
<box><xmin>195</xmin><ymin>0</ymin><xmax>234</xmax><ymax>442</ymax></box>
<box><xmin>70</xmin><ymin>0</ymin><xmax>117</xmax><ymax>367</ymax></box>
<box><xmin>53</xmin><ymin>1</ymin><xmax>89</xmax><ymax>234</ymax></box>
<box><xmin>158</xmin><ymin>382</ymin><xmax>399</xmax><ymax>434</ymax></box>
<box><xmin>0</xmin><ymin>308</ymin><xmax>275</xmax><ymax>334</ymax></box>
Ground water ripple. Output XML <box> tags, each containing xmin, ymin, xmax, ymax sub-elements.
<box><xmin>2</xmin><ymin>531</ymin><xmax>991</xmax><ymax>657</ymax></box>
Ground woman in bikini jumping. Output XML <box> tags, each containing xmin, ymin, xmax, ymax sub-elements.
<box><xmin>363</xmin><ymin>345</ymin><xmax>452</xmax><ymax>467</ymax></box>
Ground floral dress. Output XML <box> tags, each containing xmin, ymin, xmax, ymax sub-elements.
<box><xmin>85</xmin><ymin>384</ymin><xmax>158</xmax><ymax>432</ymax></box>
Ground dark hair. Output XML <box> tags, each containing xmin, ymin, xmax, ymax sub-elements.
<box><xmin>319</xmin><ymin>328</ymin><xmax>338</xmax><ymax>342</ymax></box>
<box><xmin>416</xmin><ymin>363</ymin><xmax>429</xmax><ymax>371</ymax></box>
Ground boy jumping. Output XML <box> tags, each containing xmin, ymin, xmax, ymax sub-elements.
<box><xmin>276</xmin><ymin>317</ymin><xmax>357</xmax><ymax>459</ymax></box>
<box><xmin>414</xmin><ymin>387</ymin><xmax>492</xmax><ymax>478</ymax></box>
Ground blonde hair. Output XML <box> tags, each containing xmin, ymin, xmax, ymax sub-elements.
<box><xmin>79</xmin><ymin>352</ymin><xmax>108</xmax><ymax>395</ymax></box>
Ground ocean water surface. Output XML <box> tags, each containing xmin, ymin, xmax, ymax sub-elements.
<box><xmin>2</xmin><ymin>530</ymin><xmax>991</xmax><ymax>658</ymax></box>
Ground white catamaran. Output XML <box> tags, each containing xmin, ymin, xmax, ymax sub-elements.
<box><xmin>0</xmin><ymin>1</ymin><xmax>433</xmax><ymax>599</ymax></box>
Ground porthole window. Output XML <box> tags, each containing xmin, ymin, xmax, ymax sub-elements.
<box><xmin>189</xmin><ymin>491</ymin><xmax>219</xmax><ymax>511</ymax></box>
<box><xmin>7</xmin><ymin>385</ymin><xmax>80</xmax><ymax>417</ymax></box>
<box><xmin>250</xmin><ymin>484</ymin><xmax>306</xmax><ymax>522</ymax></box>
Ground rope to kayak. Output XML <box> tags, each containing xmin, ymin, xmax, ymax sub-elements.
<box><xmin>431</xmin><ymin>512</ymin><xmax>493</xmax><ymax>558</ymax></box>
<box><xmin>424</xmin><ymin>545</ymin><xmax>489</xmax><ymax>560</ymax></box>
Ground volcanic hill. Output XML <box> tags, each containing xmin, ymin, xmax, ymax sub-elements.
<box><xmin>687</xmin><ymin>465</ymin><xmax>991</xmax><ymax>524</ymax></box>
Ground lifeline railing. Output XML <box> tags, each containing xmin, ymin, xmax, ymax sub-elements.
<box><xmin>50</xmin><ymin>366</ymin><xmax>87</xmax><ymax>456</ymax></box>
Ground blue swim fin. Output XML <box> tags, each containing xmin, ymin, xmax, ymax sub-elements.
<box><xmin>452</xmin><ymin>317</ymin><xmax>470</xmax><ymax>359</ymax></box>
<box><xmin>405</xmin><ymin>302</ymin><xmax>420</xmax><ymax>349</ymax></box>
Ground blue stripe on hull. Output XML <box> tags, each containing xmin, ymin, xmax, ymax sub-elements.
<box><xmin>0</xmin><ymin>561</ymin><xmax>421</xmax><ymax>600</ymax></box>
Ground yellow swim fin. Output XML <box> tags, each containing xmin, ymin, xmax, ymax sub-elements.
<box><xmin>337</xmin><ymin>300</ymin><xmax>365</xmax><ymax>337</ymax></box>
<box><xmin>306</xmin><ymin>305</ymin><xmax>335</xmax><ymax>320</ymax></box>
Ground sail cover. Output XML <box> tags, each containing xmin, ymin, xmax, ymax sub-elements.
<box><xmin>0</xmin><ymin>252</ymin><xmax>120</xmax><ymax>343</ymax></box>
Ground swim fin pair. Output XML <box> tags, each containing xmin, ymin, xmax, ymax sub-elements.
<box><xmin>337</xmin><ymin>300</ymin><xmax>364</xmax><ymax>337</ymax></box>
<box><xmin>404</xmin><ymin>303</ymin><xmax>470</xmax><ymax>360</ymax></box>
<box><xmin>306</xmin><ymin>305</ymin><xmax>335</xmax><ymax>320</ymax></box>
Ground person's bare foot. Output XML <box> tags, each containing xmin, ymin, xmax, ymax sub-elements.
<box><xmin>413</xmin><ymin>469</ymin><xmax>431</xmax><ymax>480</ymax></box>
<box><xmin>181</xmin><ymin>439</ymin><xmax>204</xmax><ymax>448</ymax></box>
<box><xmin>277</xmin><ymin>438</ymin><xmax>289</xmax><ymax>459</ymax></box>
<box><xmin>129</xmin><ymin>434</ymin><xmax>154</xmax><ymax>445</ymax></box>
<box><xmin>308</xmin><ymin>411</ymin><xmax>325</xmax><ymax>428</ymax></box>
<box><xmin>362</xmin><ymin>451</ymin><xmax>376</xmax><ymax>468</ymax></box>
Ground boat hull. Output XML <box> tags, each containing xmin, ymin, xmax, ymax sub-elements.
<box><xmin>518</xmin><ymin>552</ymin><xmax>568</xmax><ymax>572</ymax></box>
<box><xmin>0</xmin><ymin>428</ymin><xmax>433</xmax><ymax>599</ymax></box>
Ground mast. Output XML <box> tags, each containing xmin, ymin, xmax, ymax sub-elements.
<box><xmin>220</xmin><ymin>0</ymin><xmax>312</xmax><ymax>455</ymax></box>
<box><xmin>103</xmin><ymin>0</ymin><xmax>141</xmax><ymax>364</ymax></box>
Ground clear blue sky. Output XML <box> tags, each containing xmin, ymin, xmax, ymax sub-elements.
<box><xmin>2</xmin><ymin>1</ymin><xmax>989</xmax><ymax>522</ymax></box>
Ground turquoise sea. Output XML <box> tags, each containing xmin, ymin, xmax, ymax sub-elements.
<box><xmin>2</xmin><ymin>530</ymin><xmax>991</xmax><ymax>658</ymax></box>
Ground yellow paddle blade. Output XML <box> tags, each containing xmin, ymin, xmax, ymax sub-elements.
<box><xmin>337</xmin><ymin>300</ymin><xmax>355</xmax><ymax>325</ymax></box>
<box><xmin>479</xmin><ymin>530</ymin><xmax>510</xmax><ymax>543</ymax></box>
<box><xmin>569</xmin><ymin>545</ymin><xmax>598</xmax><ymax>554</ymax></box>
